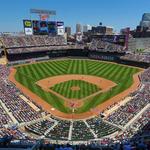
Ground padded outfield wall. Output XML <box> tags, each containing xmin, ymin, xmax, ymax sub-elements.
<box><xmin>6</xmin><ymin>49</ymin><xmax>150</xmax><ymax>68</ymax></box>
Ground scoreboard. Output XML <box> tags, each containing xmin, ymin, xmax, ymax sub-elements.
<box><xmin>32</xmin><ymin>20</ymin><xmax>57</xmax><ymax>35</ymax></box>
<box><xmin>32</xmin><ymin>20</ymin><xmax>40</xmax><ymax>34</ymax></box>
<box><xmin>47</xmin><ymin>21</ymin><xmax>57</xmax><ymax>34</ymax></box>
<box><xmin>23</xmin><ymin>20</ymin><xmax>64</xmax><ymax>35</ymax></box>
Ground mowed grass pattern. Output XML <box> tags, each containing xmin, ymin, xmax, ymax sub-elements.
<box><xmin>51</xmin><ymin>80</ymin><xmax>100</xmax><ymax>99</ymax></box>
<box><xmin>15</xmin><ymin>59</ymin><xmax>140</xmax><ymax>113</ymax></box>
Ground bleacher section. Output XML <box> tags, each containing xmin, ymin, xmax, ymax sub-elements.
<box><xmin>1</xmin><ymin>35</ymin><xmax>66</xmax><ymax>49</ymax></box>
<box><xmin>121</xmin><ymin>53</ymin><xmax>150</xmax><ymax>63</ymax></box>
<box><xmin>89</xmin><ymin>39</ymin><xmax>126</xmax><ymax>52</ymax></box>
<box><xmin>128</xmin><ymin>37</ymin><xmax>150</xmax><ymax>52</ymax></box>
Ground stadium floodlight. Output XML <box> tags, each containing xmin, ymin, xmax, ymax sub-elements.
<box><xmin>30</xmin><ymin>9</ymin><xmax>56</xmax><ymax>21</ymax></box>
<box><xmin>30</xmin><ymin>9</ymin><xmax>56</xmax><ymax>15</ymax></box>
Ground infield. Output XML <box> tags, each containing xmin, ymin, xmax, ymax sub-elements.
<box><xmin>36</xmin><ymin>74</ymin><xmax>116</xmax><ymax>101</ymax></box>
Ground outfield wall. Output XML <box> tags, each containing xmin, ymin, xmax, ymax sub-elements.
<box><xmin>6</xmin><ymin>49</ymin><xmax>88</xmax><ymax>61</ymax></box>
<box><xmin>7</xmin><ymin>49</ymin><xmax>150</xmax><ymax>68</ymax></box>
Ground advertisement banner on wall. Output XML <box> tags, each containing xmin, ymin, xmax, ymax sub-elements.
<box><xmin>57</xmin><ymin>21</ymin><xmax>64</xmax><ymax>27</ymax></box>
<box><xmin>57</xmin><ymin>21</ymin><xmax>64</xmax><ymax>35</ymax></box>
<box><xmin>24</xmin><ymin>28</ymin><xmax>33</xmax><ymax>35</ymax></box>
<box><xmin>23</xmin><ymin>20</ymin><xmax>33</xmax><ymax>35</ymax></box>
<box><xmin>57</xmin><ymin>28</ymin><xmax>64</xmax><ymax>35</ymax></box>
<box><xmin>23</xmin><ymin>20</ymin><xmax>32</xmax><ymax>28</ymax></box>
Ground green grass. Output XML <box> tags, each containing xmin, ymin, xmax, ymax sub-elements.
<box><xmin>51</xmin><ymin>80</ymin><xmax>100</xmax><ymax>99</ymax></box>
<box><xmin>14</xmin><ymin>59</ymin><xmax>141</xmax><ymax>113</ymax></box>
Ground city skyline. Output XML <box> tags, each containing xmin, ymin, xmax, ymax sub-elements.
<box><xmin>0</xmin><ymin>0</ymin><xmax>150</xmax><ymax>32</ymax></box>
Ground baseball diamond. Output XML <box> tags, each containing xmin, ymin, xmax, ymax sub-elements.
<box><xmin>9</xmin><ymin>59</ymin><xmax>141</xmax><ymax>118</ymax></box>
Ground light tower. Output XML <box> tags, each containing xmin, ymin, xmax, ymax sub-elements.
<box><xmin>30</xmin><ymin>9</ymin><xmax>56</xmax><ymax>21</ymax></box>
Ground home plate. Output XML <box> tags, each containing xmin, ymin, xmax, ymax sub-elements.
<box><xmin>51</xmin><ymin>108</ymin><xmax>55</xmax><ymax>111</ymax></box>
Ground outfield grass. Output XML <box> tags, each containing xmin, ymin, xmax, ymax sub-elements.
<box><xmin>14</xmin><ymin>59</ymin><xmax>140</xmax><ymax>113</ymax></box>
<box><xmin>51</xmin><ymin>80</ymin><xmax>100</xmax><ymax>99</ymax></box>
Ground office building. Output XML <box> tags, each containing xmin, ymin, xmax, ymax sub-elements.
<box><xmin>65</xmin><ymin>27</ymin><xmax>71</xmax><ymax>36</ymax></box>
<box><xmin>76</xmin><ymin>23</ymin><xmax>82</xmax><ymax>33</ymax></box>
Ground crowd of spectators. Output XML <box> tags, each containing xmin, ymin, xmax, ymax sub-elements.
<box><xmin>23</xmin><ymin>117</ymin><xmax>120</xmax><ymax>142</ymax></box>
<box><xmin>105</xmin><ymin>66</ymin><xmax>150</xmax><ymax>128</ymax></box>
<box><xmin>1</xmin><ymin>35</ymin><xmax>66</xmax><ymax>48</ymax></box>
<box><xmin>0</xmin><ymin>127</ymin><xmax>27</xmax><ymax>139</ymax></box>
<box><xmin>89</xmin><ymin>39</ymin><xmax>125</xmax><ymax>52</ymax></box>
<box><xmin>46</xmin><ymin>119</ymin><xmax>70</xmax><ymax>140</ymax></box>
<box><xmin>131</xmin><ymin>108</ymin><xmax>150</xmax><ymax>136</ymax></box>
<box><xmin>71</xmin><ymin>121</ymin><xmax>94</xmax><ymax>141</ymax></box>
<box><xmin>0</xmin><ymin>104</ymin><xmax>12</xmax><ymax>128</ymax></box>
<box><xmin>110</xmin><ymin>106</ymin><xmax>150</xmax><ymax>140</ymax></box>
<box><xmin>86</xmin><ymin>117</ymin><xmax>119</xmax><ymax>139</ymax></box>
<box><xmin>0</xmin><ymin>65</ymin><xmax>43</xmax><ymax>123</ymax></box>
<box><xmin>141</xmin><ymin>67</ymin><xmax>150</xmax><ymax>82</ymax></box>
<box><xmin>106</xmin><ymin>83</ymin><xmax>150</xmax><ymax>126</ymax></box>
<box><xmin>25</xmin><ymin>119</ymin><xmax>55</xmax><ymax>136</ymax></box>
<box><xmin>121</xmin><ymin>53</ymin><xmax>150</xmax><ymax>63</ymax></box>
<box><xmin>0</xmin><ymin>35</ymin><xmax>68</xmax><ymax>54</ymax></box>
<box><xmin>0</xmin><ymin>35</ymin><xmax>86</xmax><ymax>54</ymax></box>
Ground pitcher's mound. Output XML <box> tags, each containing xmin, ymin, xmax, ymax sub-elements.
<box><xmin>71</xmin><ymin>86</ymin><xmax>80</xmax><ymax>91</ymax></box>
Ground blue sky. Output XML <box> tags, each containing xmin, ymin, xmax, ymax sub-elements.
<box><xmin>0</xmin><ymin>0</ymin><xmax>150</xmax><ymax>32</ymax></box>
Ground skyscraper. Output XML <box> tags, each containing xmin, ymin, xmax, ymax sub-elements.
<box><xmin>76</xmin><ymin>24</ymin><xmax>82</xmax><ymax>33</ymax></box>
<box><xmin>140</xmin><ymin>13</ymin><xmax>150</xmax><ymax>28</ymax></box>
<box><xmin>65</xmin><ymin>27</ymin><xmax>71</xmax><ymax>36</ymax></box>
<box><xmin>83</xmin><ymin>25</ymin><xmax>92</xmax><ymax>33</ymax></box>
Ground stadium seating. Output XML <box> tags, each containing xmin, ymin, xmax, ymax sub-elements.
<box><xmin>141</xmin><ymin>67</ymin><xmax>150</xmax><ymax>82</ymax></box>
<box><xmin>0</xmin><ymin>65</ymin><xmax>43</xmax><ymax>123</ymax></box>
<box><xmin>0</xmin><ymin>35</ymin><xmax>68</xmax><ymax>55</ymax></box>
<box><xmin>25</xmin><ymin>119</ymin><xmax>55</xmax><ymax>136</ymax></box>
<box><xmin>46</xmin><ymin>119</ymin><xmax>70</xmax><ymax>140</ymax></box>
<box><xmin>86</xmin><ymin>117</ymin><xmax>119</xmax><ymax>138</ymax></box>
<box><xmin>1</xmin><ymin>35</ymin><xmax>66</xmax><ymax>48</ymax></box>
<box><xmin>121</xmin><ymin>53</ymin><xmax>150</xmax><ymax>63</ymax></box>
<box><xmin>106</xmin><ymin>85</ymin><xmax>150</xmax><ymax>126</ymax></box>
<box><xmin>89</xmin><ymin>39</ymin><xmax>125</xmax><ymax>52</ymax></box>
<box><xmin>0</xmin><ymin>104</ymin><xmax>12</xmax><ymax>128</ymax></box>
<box><xmin>71</xmin><ymin>121</ymin><xmax>94</xmax><ymax>140</ymax></box>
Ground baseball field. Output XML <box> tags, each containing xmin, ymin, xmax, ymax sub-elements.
<box><xmin>11</xmin><ymin>59</ymin><xmax>141</xmax><ymax>118</ymax></box>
